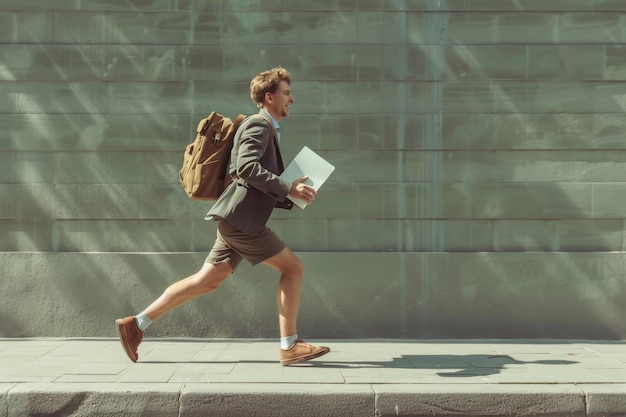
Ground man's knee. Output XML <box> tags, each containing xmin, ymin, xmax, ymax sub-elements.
<box><xmin>282</xmin><ymin>257</ymin><xmax>304</xmax><ymax>280</ymax></box>
<box><xmin>264</xmin><ymin>248</ymin><xmax>305</xmax><ymax>279</ymax></box>
<box><xmin>194</xmin><ymin>262</ymin><xmax>231</xmax><ymax>293</ymax></box>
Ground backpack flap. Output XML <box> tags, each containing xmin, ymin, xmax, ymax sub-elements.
<box><xmin>179</xmin><ymin>112</ymin><xmax>246</xmax><ymax>201</ymax></box>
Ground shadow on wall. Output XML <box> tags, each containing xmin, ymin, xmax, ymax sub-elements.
<box><xmin>0</xmin><ymin>311</ymin><xmax>24</xmax><ymax>337</ymax></box>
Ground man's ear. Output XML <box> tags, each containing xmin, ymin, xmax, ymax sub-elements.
<box><xmin>264</xmin><ymin>91</ymin><xmax>273</xmax><ymax>104</ymax></box>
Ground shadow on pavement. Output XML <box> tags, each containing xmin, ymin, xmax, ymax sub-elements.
<box><xmin>143</xmin><ymin>353</ymin><xmax>579</xmax><ymax>378</ymax></box>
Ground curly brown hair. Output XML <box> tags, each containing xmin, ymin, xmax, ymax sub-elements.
<box><xmin>250</xmin><ymin>67</ymin><xmax>292</xmax><ymax>108</ymax></box>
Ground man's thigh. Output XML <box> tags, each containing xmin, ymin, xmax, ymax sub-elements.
<box><xmin>262</xmin><ymin>247</ymin><xmax>303</xmax><ymax>276</ymax></box>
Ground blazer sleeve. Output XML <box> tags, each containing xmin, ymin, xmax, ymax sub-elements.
<box><xmin>234</xmin><ymin>118</ymin><xmax>291</xmax><ymax>202</ymax></box>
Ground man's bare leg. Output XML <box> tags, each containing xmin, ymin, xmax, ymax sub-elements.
<box><xmin>143</xmin><ymin>261</ymin><xmax>233</xmax><ymax>321</ymax></box>
<box><xmin>262</xmin><ymin>247</ymin><xmax>303</xmax><ymax>338</ymax></box>
<box><xmin>115</xmin><ymin>261</ymin><xmax>232</xmax><ymax>362</ymax></box>
<box><xmin>262</xmin><ymin>247</ymin><xmax>329</xmax><ymax>365</ymax></box>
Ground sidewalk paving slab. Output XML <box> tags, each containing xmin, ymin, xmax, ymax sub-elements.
<box><xmin>1</xmin><ymin>338</ymin><xmax>626</xmax><ymax>416</ymax></box>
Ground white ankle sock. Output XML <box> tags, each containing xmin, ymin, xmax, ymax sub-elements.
<box><xmin>280</xmin><ymin>335</ymin><xmax>298</xmax><ymax>350</ymax></box>
<box><xmin>135</xmin><ymin>312</ymin><xmax>152</xmax><ymax>331</ymax></box>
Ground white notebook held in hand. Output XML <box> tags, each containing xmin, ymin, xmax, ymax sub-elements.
<box><xmin>279</xmin><ymin>146</ymin><xmax>335</xmax><ymax>209</ymax></box>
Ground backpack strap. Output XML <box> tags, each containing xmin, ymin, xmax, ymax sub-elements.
<box><xmin>233</xmin><ymin>114</ymin><xmax>247</xmax><ymax>126</ymax></box>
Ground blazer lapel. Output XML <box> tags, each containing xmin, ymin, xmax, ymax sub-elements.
<box><xmin>256</xmin><ymin>113</ymin><xmax>285</xmax><ymax>172</ymax></box>
<box><xmin>273</xmin><ymin>132</ymin><xmax>285</xmax><ymax>171</ymax></box>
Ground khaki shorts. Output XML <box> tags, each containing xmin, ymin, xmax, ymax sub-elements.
<box><xmin>205</xmin><ymin>220</ymin><xmax>286</xmax><ymax>271</ymax></box>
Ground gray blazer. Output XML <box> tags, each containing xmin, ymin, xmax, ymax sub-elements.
<box><xmin>207</xmin><ymin>114</ymin><xmax>293</xmax><ymax>234</ymax></box>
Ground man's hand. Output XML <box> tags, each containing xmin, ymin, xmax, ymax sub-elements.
<box><xmin>288</xmin><ymin>176</ymin><xmax>316</xmax><ymax>205</ymax></box>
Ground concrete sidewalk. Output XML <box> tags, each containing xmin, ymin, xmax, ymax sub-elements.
<box><xmin>1</xmin><ymin>338</ymin><xmax>626</xmax><ymax>416</ymax></box>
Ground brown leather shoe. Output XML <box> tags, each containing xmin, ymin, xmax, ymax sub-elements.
<box><xmin>280</xmin><ymin>339</ymin><xmax>330</xmax><ymax>366</ymax></box>
<box><xmin>115</xmin><ymin>316</ymin><xmax>143</xmax><ymax>362</ymax></box>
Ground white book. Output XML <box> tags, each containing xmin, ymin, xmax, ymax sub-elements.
<box><xmin>279</xmin><ymin>146</ymin><xmax>335</xmax><ymax>209</ymax></box>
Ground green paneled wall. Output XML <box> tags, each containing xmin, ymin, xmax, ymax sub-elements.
<box><xmin>2</xmin><ymin>0</ymin><xmax>626</xmax><ymax>338</ymax></box>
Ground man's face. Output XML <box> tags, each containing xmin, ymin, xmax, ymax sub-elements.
<box><xmin>265</xmin><ymin>80</ymin><xmax>295</xmax><ymax>121</ymax></box>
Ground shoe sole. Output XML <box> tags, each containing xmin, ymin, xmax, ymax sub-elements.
<box><xmin>280</xmin><ymin>347</ymin><xmax>330</xmax><ymax>366</ymax></box>
<box><xmin>115</xmin><ymin>319</ymin><xmax>138</xmax><ymax>363</ymax></box>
